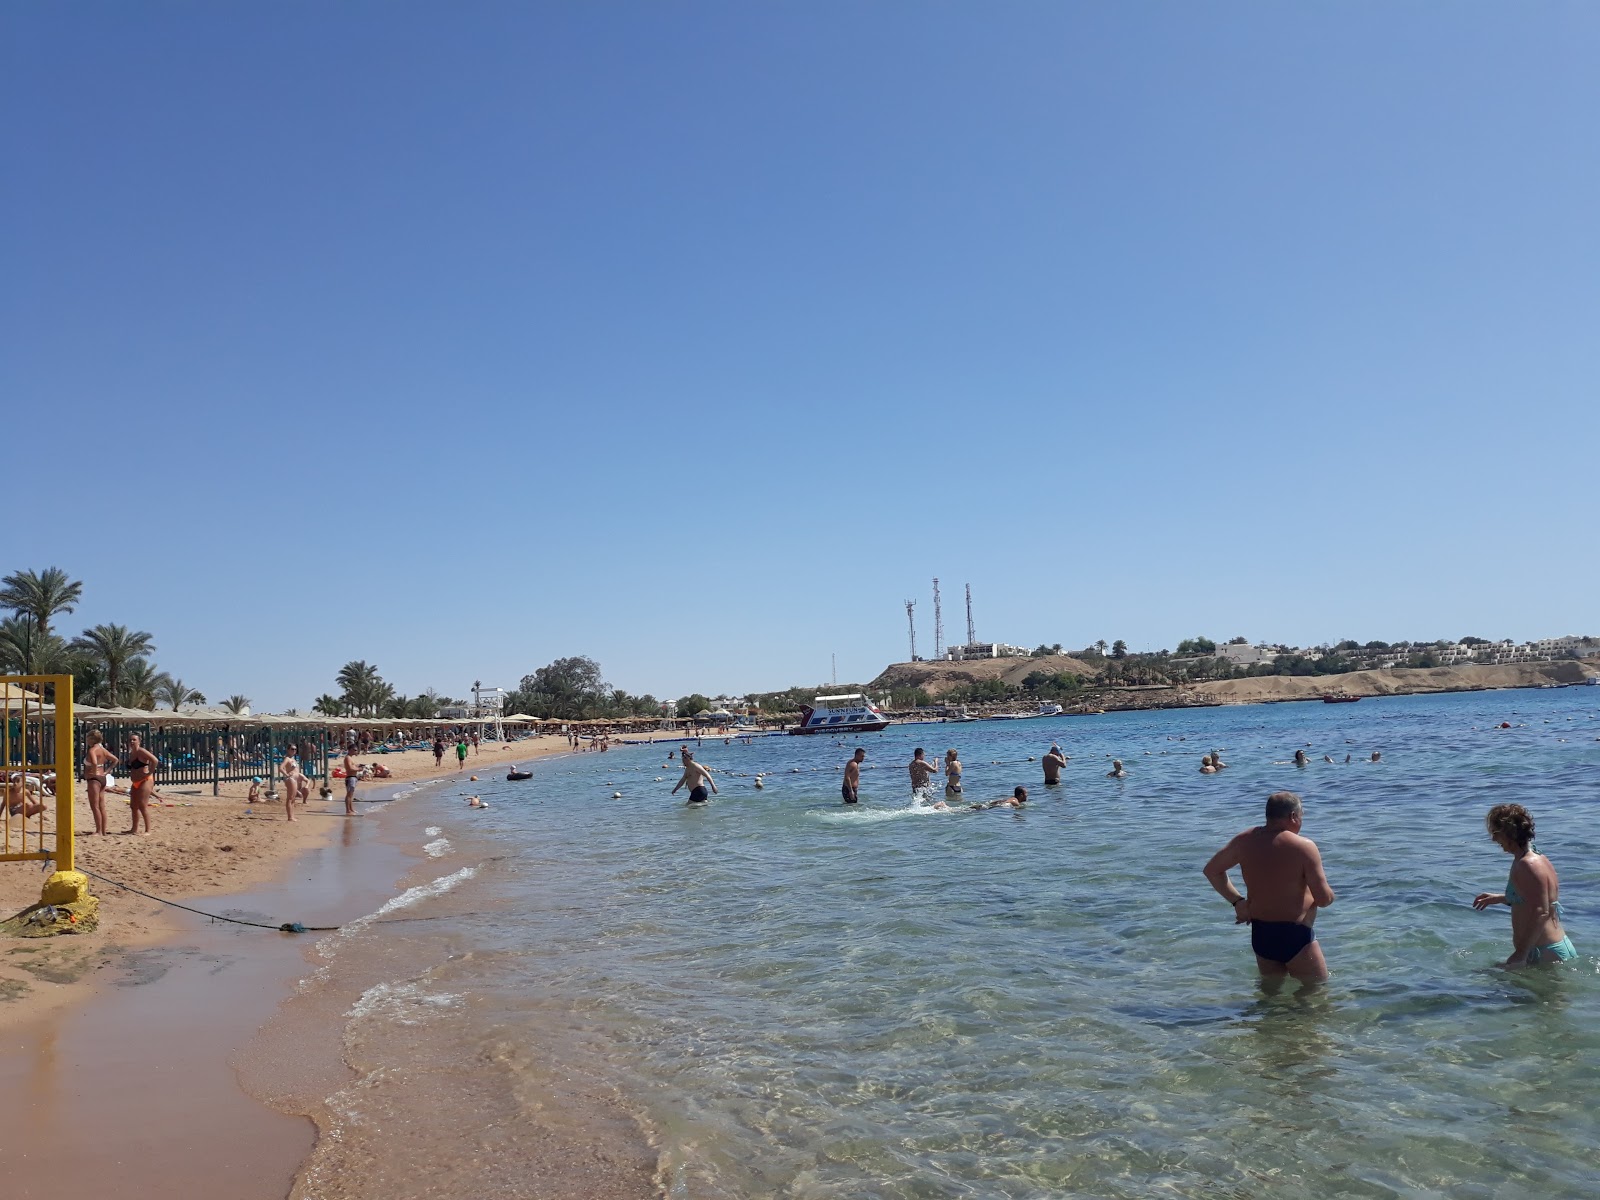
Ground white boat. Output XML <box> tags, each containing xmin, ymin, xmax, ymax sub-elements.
<box><xmin>789</xmin><ymin>694</ymin><xmax>890</xmax><ymax>735</ymax></box>
<box><xmin>994</xmin><ymin>703</ymin><xmax>1065</xmax><ymax>721</ymax></box>
<box><xmin>943</xmin><ymin>705</ymin><xmax>980</xmax><ymax>722</ymax></box>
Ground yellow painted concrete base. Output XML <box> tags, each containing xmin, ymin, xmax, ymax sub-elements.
<box><xmin>41</xmin><ymin>869</ymin><xmax>93</xmax><ymax>906</ymax></box>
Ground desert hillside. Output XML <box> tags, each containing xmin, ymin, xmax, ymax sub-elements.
<box><xmin>871</xmin><ymin>654</ymin><xmax>1099</xmax><ymax>698</ymax></box>
<box><xmin>1196</xmin><ymin>659</ymin><xmax>1596</xmax><ymax>704</ymax></box>
<box><xmin>870</xmin><ymin>655</ymin><xmax>1599</xmax><ymax>707</ymax></box>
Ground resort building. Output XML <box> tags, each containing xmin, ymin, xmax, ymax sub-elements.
<box><xmin>1213</xmin><ymin>643</ymin><xmax>1277</xmax><ymax>667</ymax></box>
<box><xmin>945</xmin><ymin>642</ymin><xmax>1031</xmax><ymax>661</ymax></box>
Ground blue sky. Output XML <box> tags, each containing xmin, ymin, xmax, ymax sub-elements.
<box><xmin>6</xmin><ymin>4</ymin><xmax>1597</xmax><ymax>711</ymax></box>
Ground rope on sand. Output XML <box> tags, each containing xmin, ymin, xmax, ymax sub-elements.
<box><xmin>72</xmin><ymin>865</ymin><xmax>340</xmax><ymax>934</ymax></box>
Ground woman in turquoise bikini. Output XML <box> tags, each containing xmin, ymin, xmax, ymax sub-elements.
<box><xmin>1473</xmin><ymin>803</ymin><xmax>1577</xmax><ymax>967</ymax></box>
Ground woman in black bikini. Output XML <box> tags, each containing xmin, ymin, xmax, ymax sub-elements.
<box><xmin>124</xmin><ymin>733</ymin><xmax>159</xmax><ymax>834</ymax></box>
<box><xmin>82</xmin><ymin>730</ymin><xmax>119</xmax><ymax>835</ymax></box>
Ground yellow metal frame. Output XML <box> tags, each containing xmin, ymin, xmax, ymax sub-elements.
<box><xmin>2</xmin><ymin>674</ymin><xmax>89</xmax><ymax>906</ymax></box>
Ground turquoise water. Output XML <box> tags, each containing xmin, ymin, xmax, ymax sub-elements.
<box><xmin>320</xmin><ymin>690</ymin><xmax>1600</xmax><ymax>1198</ymax></box>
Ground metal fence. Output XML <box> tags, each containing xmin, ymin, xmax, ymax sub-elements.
<box><xmin>73</xmin><ymin>721</ymin><xmax>332</xmax><ymax>791</ymax></box>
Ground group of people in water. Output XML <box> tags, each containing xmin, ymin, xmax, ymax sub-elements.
<box><xmin>664</xmin><ymin>738</ymin><xmax>1578</xmax><ymax>982</ymax></box>
<box><xmin>1205</xmin><ymin>793</ymin><xmax>1576</xmax><ymax>983</ymax></box>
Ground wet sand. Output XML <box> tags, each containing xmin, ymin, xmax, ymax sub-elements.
<box><xmin>0</xmin><ymin>731</ymin><xmax>662</xmax><ymax>1198</ymax></box>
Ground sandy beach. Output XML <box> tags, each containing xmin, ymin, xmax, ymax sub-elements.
<box><xmin>0</xmin><ymin>733</ymin><xmax>579</xmax><ymax>1029</ymax></box>
<box><xmin>0</xmin><ymin>729</ymin><xmax>675</xmax><ymax>1200</ymax></box>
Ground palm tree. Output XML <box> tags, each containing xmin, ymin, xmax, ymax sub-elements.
<box><xmin>70</xmin><ymin>623</ymin><xmax>155</xmax><ymax>705</ymax></box>
<box><xmin>121</xmin><ymin>658</ymin><xmax>167</xmax><ymax>709</ymax></box>
<box><xmin>222</xmin><ymin>694</ymin><xmax>252</xmax><ymax>715</ymax></box>
<box><xmin>157</xmin><ymin>677</ymin><xmax>205</xmax><ymax>711</ymax></box>
<box><xmin>312</xmin><ymin>693</ymin><xmax>347</xmax><ymax>717</ymax></box>
<box><xmin>0</xmin><ymin>615</ymin><xmax>79</xmax><ymax>676</ymax></box>
<box><xmin>335</xmin><ymin>660</ymin><xmax>391</xmax><ymax>715</ymax></box>
<box><xmin>1</xmin><ymin>567</ymin><xmax>84</xmax><ymax>640</ymax></box>
<box><xmin>0</xmin><ymin>615</ymin><xmax>35</xmax><ymax>673</ymax></box>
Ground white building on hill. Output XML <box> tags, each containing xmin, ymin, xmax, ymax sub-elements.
<box><xmin>946</xmin><ymin>642</ymin><xmax>1030</xmax><ymax>661</ymax></box>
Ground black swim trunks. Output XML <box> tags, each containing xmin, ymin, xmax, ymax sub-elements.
<box><xmin>688</xmin><ymin>785</ymin><xmax>709</xmax><ymax>805</ymax></box>
<box><xmin>1250</xmin><ymin>920</ymin><xmax>1314</xmax><ymax>964</ymax></box>
<box><xmin>841</xmin><ymin>782</ymin><xmax>858</xmax><ymax>804</ymax></box>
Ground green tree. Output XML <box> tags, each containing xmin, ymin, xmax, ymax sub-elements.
<box><xmin>121</xmin><ymin>658</ymin><xmax>167</xmax><ymax>708</ymax></box>
<box><xmin>0</xmin><ymin>616</ymin><xmax>76</xmax><ymax>675</ymax></box>
<box><xmin>513</xmin><ymin>655</ymin><xmax>609</xmax><ymax>719</ymax></box>
<box><xmin>312</xmin><ymin>694</ymin><xmax>347</xmax><ymax>717</ymax></box>
<box><xmin>1</xmin><ymin>567</ymin><xmax>84</xmax><ymax>642</ymax></box>
<box><xmin>70</xmin><ymin>623</ymin><xmax>155</xmax><ymax>705</ymax></box>
<box><xmin>1111</xmin><ymin>639</ymin><xmax>1128</xmax><ymax>659</ymax></box>
<box><xmin>222</xmin><ymin>694</ymin><xmax>252</xmax><ymax>715</ymax></box>
<box><xmin>1175</xmin><ymin>637</ymin><xmax>1216</xmax><ymax>656</ymax></box>
<box><xmin>676</xmin><ymin>693</ymin><xmax>710</xmax><ymax>717</ymax></box>
<box><xmin>157</xmin><ymin>677</ymin><xmax>204</xmax><ymax>710</ymax></box>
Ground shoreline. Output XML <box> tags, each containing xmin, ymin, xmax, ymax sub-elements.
<box><xmin>2</xmin><ymin>727</ymin><xmax>700</xmax><ymax>1199</ymax></box>
<box><xmin>0</xmin><ymin>732</ymin><xmax>582</xmax><ymax>1029</ymax></box>
<box><xmin>0</xmin><ymin>733</ymin><xmax>586</xmax><ymax>1198</ymax></box>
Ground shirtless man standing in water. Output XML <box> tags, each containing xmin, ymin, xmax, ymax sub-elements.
<box><xmin>908</xmin><ymin>748</ymin><xmax>939</xmax><ymax>803</ymax></box>
<box><xmin>1203</xmin><ymin>791</ymin><xmax>1336</xmax><ymax>985</ymax></box>
<box><xmin>1042</xmin><ymin>744</ymin><xmax>1068</xmax><ymax>785</ymax></box>
<box><xmin>842</xmin><ymin>748</ymin><xmax>865</xmax><ymax>804</ymax></box>
<box><xmin>670</xmin><ymin>750</ymin><xmax>718</xmax><ymax>806</ymax></box>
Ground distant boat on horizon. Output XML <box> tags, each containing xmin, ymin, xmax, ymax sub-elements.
<box><xmin>1322</xmin><ymin>694</ymin><xmax>1361</xmax><ymax>703</ymax></box>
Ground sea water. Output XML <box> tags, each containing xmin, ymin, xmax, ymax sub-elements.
<box><xmin>281</xmin><ymin>690</ymin><xmax>1600</xmax><ymax>1198</ymax></box>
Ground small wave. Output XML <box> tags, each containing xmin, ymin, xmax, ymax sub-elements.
<box><xmin>347</xmin><ymin>980</ymin><xmax>463</xmax><ymax>1024</ymax></box>
<box><xmin>425</xmin><ymin>826</ymin><xmax>442</xmax><ymax>837</ymax></box>
<box><xmin>810</xmin><ymin>804</ymin><xmax>951</xmax><ymax>825</ymax></box>
<box><xmin>311</xmin><ymin>865</ymin><xmax>479</xmax><ymax>968</ymax></box>
<box><xmin>423</xmin><ymin>838</ymin><xmax>451</xmax><ymax>858</ymax></box>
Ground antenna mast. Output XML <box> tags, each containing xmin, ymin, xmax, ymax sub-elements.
<box><xmin>905</xmin><ymin>599</ymin><xmax>918</xmax><ymax>661</ymax></box>
<box><xmin>965</xmin><ymin>583</ymin><xmax>976</xmax><ymax>647</ymax></box>
<box><xmin>932</xmin><ymin>578</ymin><xmax>944</xmax><ymax>658</ymax></box>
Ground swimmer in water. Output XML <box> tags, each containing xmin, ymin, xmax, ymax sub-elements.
<box><xmin>1042</xmin><ymin>744</ymin><xmax>1068</xmax><ymax>785</ymax></box>
<box><xmin>1473</xmin><ymin>803</ymin><xmax>1576</xmax><ymax>967</ymax></box>
<box><xmin>842</xmin><ymin>748</ymin><xmax>865</xmax><ymax>804</ymax></box>
<box><xmin>1370</xmin><ymin>751</ymin><xmax>1382</xmax><ymax>762</ymax></box>
<box><xmin>1200</xmin><ymin>755</ymin><xmax>1217</xmax><ymax>775</ymax></box>
<box><xmin>944</xmin><ymin>749</ymin><xmax>963</xmax><ymax>798</ymax></box>
<box><xmin>908</xmin><ymin>748</ymin><xmax>939</xmax><ymax>804</ymax></box>
<box><xmin>1203</xmin><ymin>791</ymin><xmax>1336</xmax><ymax>986</ymax></box>
<box><xmin>1293</xmin><ymin>749</ymin><xmax>1309</xmax><ymax>767</ymax></box>
<box><xmin>1211</xmin><ymin>751</ymin><xmax>1228</xmax><ymax>769</ymax></box>
<box><xmin>1107</xmin><ymin>759</ymin><xmax>1126</xmax><ymax>779</ymax></box>
<box><xmin>980</xmin><ymin>786</ymin><xmax>1029</xmax><ymax>810</ymax></box>
<box><xmin>671</xmin><ymin>750</ymin><xmax>718</xmax><ymax>806</ymax></box>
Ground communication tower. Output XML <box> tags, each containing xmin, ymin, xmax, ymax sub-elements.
<box><xmin>965</xmin><ymin>583</ymin><xmax>977</xmax><ymax>647</ymax></box>
<box><xmin>905</xmin><ymin>599</ymin><xmax>918</xmax><ymax>662</ymax></box>
<box><xmin>932</xmin><ymin>578</ymin><xmax>944</xmax><ymax>658</ymax></box>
